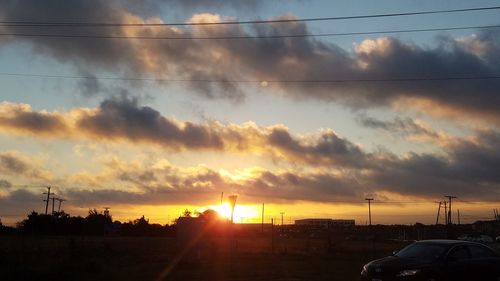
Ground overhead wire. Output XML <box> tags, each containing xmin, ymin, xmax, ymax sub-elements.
<box><xmin>1</xmin><ymin>72</ymin><xmax>500</xmax><ymax>84</ymax></box>
<box><xmin>1</xmin><ymin>5</ymin><xmax>500</xmax><ymax>27</ymax></box>
<box><xmin>0</xmin><ymin>24</ymin><xmax>499</xmax><ymax>40</ymax></box>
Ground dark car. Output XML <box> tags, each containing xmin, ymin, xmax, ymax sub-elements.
<box><xmin>360</xmin><ymin>239</ymin><xmax>500</xmax><ymax>281</ymax></box>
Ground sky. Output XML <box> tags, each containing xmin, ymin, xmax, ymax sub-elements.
<box><xmin>1</xmin><ymin>0</ymin><xmax>500</xmax><ymax>225</ymax></box>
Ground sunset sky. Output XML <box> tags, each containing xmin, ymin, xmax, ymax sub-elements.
<box><xmin>1</xmin><ymin>0</ymin><xmax>500</xmax><ymax>225</ymax></box>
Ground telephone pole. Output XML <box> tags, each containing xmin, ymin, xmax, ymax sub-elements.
<box><xmin>435</xmin><ymin>201</ymin><xmax>442</xmax><ymax>225</ymax></box>
<box><xmin>365</xmin><ymin>198</ymin><xmax>374</xmax><ymax>226</ymax></box>
<box><xmin>280</xmin><ymin>212</ymin><xmax>285</xmax><ymax>233</ymax></box>
<box><xmin>443</xmin><ymin>201</ymin><xmax>447</xmax><ymax>224</ymax></box>
<box><xmin>444</xmin><ymin>195</ymin><xmax>456</xmax><ymax>224</ymax></box>
<box><xmin>55</xmin><ymin>198</ymin><xmax>66</xmax><ymax>212</ymax></box>
<box><xmin>261</xmin><ymin>203</ymin><xmax>265</xmax><ymax>233</ymax></box>
<box><xmin>42</xmin><ymin>186</ymin><xmax>53</xmax><ymax>215</ymax></box>
<box><xmin>51</xmin><ymin>197</ymin><xmax>56</xmax><ymax>214</ymax></box>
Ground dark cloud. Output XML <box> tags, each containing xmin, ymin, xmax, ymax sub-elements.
<box><xmin>357</xmin><ymin>115</ymin><xmax>440</xmax><ymax>140</ymax></box>
<box><xmin>0</xmin><ymin>153</ymin><xmax>28</xmax><ymax>174</ymax></box>
<box><xmin>0</xmin><ymin>189</ymin><xmax>42</xmax><ymax>219</ymax></box>
<box><xmin>76</xmin><ymin>72</ymin><xmax>101</xmax><ymax>98</ymax></box>
<box><xmin>0</xmin><ymin>179</ymin><xmax>12</xmax><ymax>188</ymax></box>
<box><xmin>267</xmin><ymin>127</ymin><xmax>369</xmax><ymax>167</ymax></box>
<box><xmin>3</xmin><ymin>128</ymin><xmax>500</xmax><ymax>209</ymax></box>
<box><xmin>0</xmin><ymin>152</ymin><xmax>52</xmax><ymax>180</ymax></box>
<box><xmin>62</xmin><ymin>168</ymin><xmax>366</xmax><ymax>206</ymax></box>
<box><xmin>0</xmin><ymin>103</ymin><xmax>68</xmax><ymax>135</ymax></box>
<box><xmin>235</xmin><ymin>171</ymin><xmax>366</xmax><ymax>203</ymax></box>
<box><xmin>78</xmin><ymin>96</ymin><xmax>225</xmax><ymax>149</ymax></box>
<box><xmin>368</xmin><ymin>130</ymin><xmax>500</xmax><ymax>199</ymax></box>
<box><xmin>163</xmin><ymin>0</ymin><xmax>264</xmax><ymax>11</ymax></box>
<box><xmin>2</xmin><ymin>1</ymin><xmax>499</xmax><ymax>119</ymax></box>
<box><xmin>0</xmin><ymin>99</ymin><xmax>368</xmax><ymax>167</ymax></box>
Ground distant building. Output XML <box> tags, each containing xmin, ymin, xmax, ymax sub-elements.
<box><xmin>295</xmin><ymin>218</ymin><xmax>355</xmax><ymax>228</ymax></box>
<box><xmin>331</xmin><ymin>219</ymin><xmax>356</xmax><ymax>227</ymax></box>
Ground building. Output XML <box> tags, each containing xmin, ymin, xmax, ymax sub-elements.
<box><xmin>295</xmin><ymin>218</ymin><xmax>355</xmax><ymax>228</ymax></box>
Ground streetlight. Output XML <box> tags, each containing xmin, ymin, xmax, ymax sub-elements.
<box><xmin>228</xmin><ymin>195</ymin><xmax>238</xmax><ymax>224</ymax></box>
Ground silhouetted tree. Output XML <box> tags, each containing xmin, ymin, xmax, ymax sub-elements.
<box><xmin>197</xmin><ymin>209</ymin><xmax>221</xmax><ymax>223</ymax></box>
<box><xmin>84</xmin><ymin>209</ymin><xmax>112</xmax><ymax>235</ymax></box>
<box><xmin>182</xmin><ymin>209</ymin><xmax>192</xmax><ymax>217</ymax></box>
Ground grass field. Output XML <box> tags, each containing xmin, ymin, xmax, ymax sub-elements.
<box><xmin>0</xmin><ymin>235</ymin><xmax>415</xmax><ymax>281</ymax></box>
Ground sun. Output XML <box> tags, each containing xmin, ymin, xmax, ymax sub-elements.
<box><xmin>216</xmin><ymin>203</ymin><xmax>232</xmax><ymax>219</ymax></box>
<box><xmin>210</xmin><ymin>203</ymin><xmax>259</xmax><ymax>223</ymax></box>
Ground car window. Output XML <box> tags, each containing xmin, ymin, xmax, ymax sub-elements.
<box><xmin>396</xmin><ymin>243</ymin><xmax>447</xmax><ymax>262</ymax></box>
<box><xmin>468</xmin><ymin>245</ymin><xmax>497</xmax><ymax>259</ymax></box>
<box><xmin>448</xmin><ymin>246</ymin><xmax>470</xmax><ymax>261</ymax></box>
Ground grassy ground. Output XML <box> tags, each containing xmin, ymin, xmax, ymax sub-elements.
<box><xmin>0</xmin><ymin>235</ymin><xmax>428</xmax><ymax>281</ymax></box>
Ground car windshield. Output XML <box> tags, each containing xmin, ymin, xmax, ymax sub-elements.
<box><xmin>395</xmin><ymin>243</ymin><xmax>448</xmax><ymax>262</ymax></box>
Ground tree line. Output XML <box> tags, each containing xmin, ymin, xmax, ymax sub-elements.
<box><xmin>0</xmin><ymin>209</ymin><xmax>176</xmax><ymax>236</ymax></box>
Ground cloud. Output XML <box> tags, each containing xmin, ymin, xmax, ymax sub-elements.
<box><xmin>368</xmin><ymin>130</ymin><xmax>500</xmax><ymax>199</ymax></box>
<box><xmin>266</xmin><ymin>126</ymin><xmax>369</xmax><ymax>167</ymax></box>
<box><xmin>3</xmin><ymin>127</ymin><xmax>500</xmax><ymax>210</ymax></box>
<box><xmin>47</xmin><ymin>129</ymin><xmax>500</xmax><ymax>204</ymax></box>
<box><xmin>0</xmin><ymin>151</ymin><xmax>53</xmax><ymax>181</ymax></box>
<box><xmin>0</xmin><ymin>98</ymin><xmax>368</xmax><ymax>168</ymax></box>
<box><xmin>52</xmin><ymin>163</ymin><xmax>368</xmax><ymax>206</ymax></box>
<box><xmin>49</xmin><ymin>129</ymin><xmax>500</xmax><ymax>204</ymax></box>
<box><xmin>0</xmin><ymin>102</ymin><xmax>69</xmax><ymax>136</ymax></box>
<box><xmin>2</xmin><ymin>98</ymin><xmax>500</xmax><ymax>202</ymax></box>
<box><xmin>0</xmin><ymin>152</ymin><xmax>28</xmax><ymax>174</ymax></box>
<box><xmin>2</xmin><ymin>2</ymin><xmax>499</xmax><ymax>121</ymax></box>
<box><xmin>0</xmin><ymin>189</ymin><xmax>46</xmax><ymax>221</ymax></box>
<box><xmin>0</xmin><ymin>179</ymin><xmax>12</xmax><ymax>188</ymax></box>
<box><xmin>356</xmin><ymin>115</ymin><xmax>450</xmax><ymax>144</ymax></box>
<box><xmin>77</xmin><ymin>96</ymin><xmax>226</xmax><ymax>149</ymax></box>
<box><xmin>76</xmin><ymin>71</ymin><xmax>102</xmax><ymax>98</ymax></box>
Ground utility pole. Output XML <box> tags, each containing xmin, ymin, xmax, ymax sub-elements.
<box><xmin>444</xmin><ymin>196</ymin><xmax>456</xmax><ymax>224</ymax></box>
<box><xmin>51</xmin><ymin>197</ymin><xmax>56</xmax><ymax>214</ymax></box>
<box><xmin>261</xmin><ymin>203</ymin><xmax>265</xmax><ymax>233</ymax></box>
<box><xmin>280</xmin><ymin>212</ymin><xmax>285</xmax><ymax>233</ymax></box>
<box><xmin>271</xmin><ymin>218</ymin><xmax>275</xmax><ymax>254</ymax></box>
<box><xmin>457</xmin><ymin>209</ymin><xmax>460</xmax><ymax>225</ymax></box>
<box><xmin>435</xmin><ymin>201</ymin><xmax>442</xmax><ymax>225</ymax></box>
<box><xmin>443</xmin><ymin>201</ymin><xmax>447</xmax><ymax>225</ymax></box>
<box><xmin>42</xmin><ymin>186</ymin><xmax>53</xmax><ymax>215</ymax></box>
<box><xmin>55</xmin><ymin>198</ymin><xmax>65</xmax><ymax>212</ymax></box>
<box><xmin>220</xmin><ymin>192</ymin><xmax>223</xmax><ymax>206</ymax></box>
<box><xmin>365</xmin><ymin>198</ymin><xmax>374</xmax><ymax>226</ymax></box>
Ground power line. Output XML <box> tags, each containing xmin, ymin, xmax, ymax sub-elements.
<box><xmin>2</xmin><ymin>6</ymin><xmax>500</xmax><ymax>27</ymax></box>
<box><xmin>1</xmin><ymin>24</ymin><xmax>499</xmax><ymax>40</ymax></box>
<box><xmin>1</xmin><ymin>72</ymin><xmax>500</xmax><ymax>84</ymax></box>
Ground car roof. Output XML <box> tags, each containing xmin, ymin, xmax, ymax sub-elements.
<box><xmin>415</xmin><ymin>239</ymin><xmax>479</xmax><ymax>246</ymax></box>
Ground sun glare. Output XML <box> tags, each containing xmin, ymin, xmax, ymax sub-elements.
<box><xmin>210</xmin><ymin>203</ymin><xmax>259</xmax><ymax>223</ymax></box>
